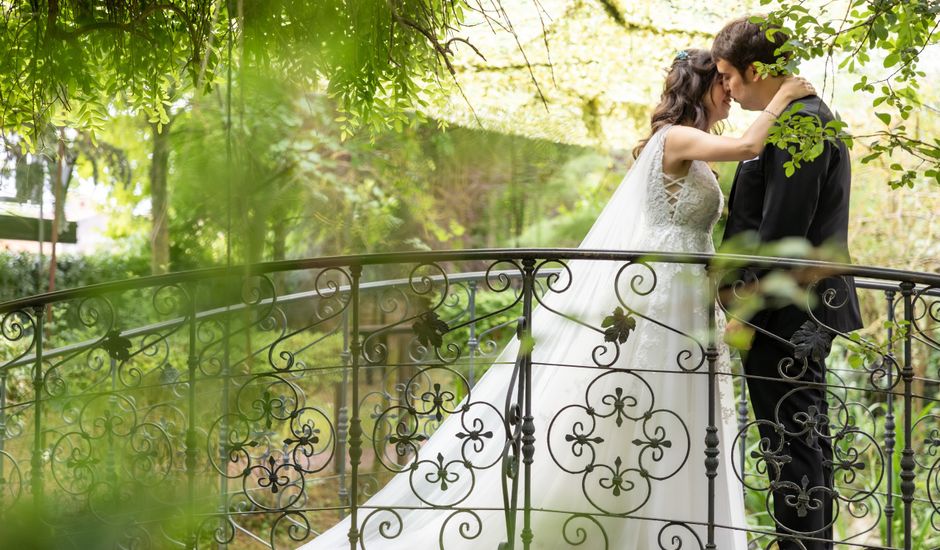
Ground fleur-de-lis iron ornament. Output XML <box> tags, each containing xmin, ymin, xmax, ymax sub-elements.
<box><xmin>421</xmin><ymin>383</ymin><xmax>455</xmax><ymax>422</ymax></box>
<box><xmin>284</xmin><ymin>425</ymin><xmax>320</xmax><ymax>448</ymax></box>
<box><xmin>632</xmin><ymin>431</ymin><xmax>673</xmax><ymax>452</ymax></box>
<box><xmin>784</xmin><ymin>475</ymin><xmax>823</xmax><ymax>518</ymax></box>
<box><xmin>605</xmin><ymin>387</ymin><xmax>632</xmax><ymax>427</ymax></box>
<box><xmin>926</xmin><ymin>428</ymin><xmax>940</xmax><ymax>456</ymax></box>
<box><xmin>259</xmin><ymin>456</ymin><xmax>291</xmax><ymax>494</ymax></box>
<box><xmin>565</xmin><ymin>430</ymin><xmax>604</xmax><ymax>447</ymax></box>
<box><xmin>427</xmin><ymin>452</ymin><xmax>459</xmax><ymax>491</ymax></box>
<box><xmin>599</xmin><ymin>456</ymin><xmax>634</xmax><ymax>497</ymax></box>
<box><xmin>389</xmin><ymin>417</ymin><xmax>428</xmax><ymax>457</ymax></box>
<box><xmin>832</xmin><ymin>446</ymin><xmax>866</xmax><ymax>484</ymax></box>
<box><xmin>455</xmin><ymin>424</ymin><xmax>493</xmax><ymax>444</ymax></box>
<box><xmin>794</xmin><ymin>405</ymin><xmax>830</xmax><ymax>448</ymax></box>
<box><xmin>750</xmin><ymin>438</ymin><xmax>793</xmax><ymax>476</ymax></box>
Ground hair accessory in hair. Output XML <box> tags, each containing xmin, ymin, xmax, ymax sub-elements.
<box><xmin>675</xmin><ymin>50</ymin><xmax>689</xmax><ymax>61</ymax></box>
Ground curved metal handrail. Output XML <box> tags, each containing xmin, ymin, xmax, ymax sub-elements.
<box><xmin>1</xmin><ymin>248</ymin><xmax>939</xmax><ymax>314</ymax></box>
<box><xmin>3</xmin><ymin>259</ymin><xmax>937</xmax><ymax>373</ymax></box>
<box><xmin>0</xmin><ymin>268</ymin><xmax>532</xmax><ymax>370</ymax></box>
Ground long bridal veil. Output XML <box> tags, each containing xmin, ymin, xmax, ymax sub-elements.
<box><xmin>301</xmin><ymin>128</ymin><xmax>747</xmax><ymax>549</ymax></box>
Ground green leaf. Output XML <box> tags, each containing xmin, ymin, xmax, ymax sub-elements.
<box><xmin>875</xmin><ymin>112</ymin><xmax>891</xmax><ymax>125</ymax></box>
<box><xmin>412</xmin><ymin>310</ymin><xmax>449</xmax><ymax>348</ymax></box>
<box><xmin>807</xmin><ymin>140</ymin><xmax>825</xmax><ymax>160</ymax></box>
<box><xmin>790</xmin><ymin>321</ymin><xmax>833</xmax><ymax>363</ymax></box>
<box><xmin>601</xmin><ymin>306</ymin><xmax>637</xmax><ymax>344</ymax></box>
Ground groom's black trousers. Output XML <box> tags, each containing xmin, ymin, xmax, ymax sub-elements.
<box><xmin>742</xmin><ymin>306</ymin><xmax>834</xmax><ymax>550</ymax></box>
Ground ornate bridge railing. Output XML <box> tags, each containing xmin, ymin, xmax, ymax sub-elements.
<box><xmin>1</xmin><ymin>249</ymin><xmax>939</xmax><ymax>549</ymax></box>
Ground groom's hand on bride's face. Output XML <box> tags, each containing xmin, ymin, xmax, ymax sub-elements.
<box><xmin>724</xmin><ymin>319</ymin><xmax>755</xmax><ymax>351</ymax></box>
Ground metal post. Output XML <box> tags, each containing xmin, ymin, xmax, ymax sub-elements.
<box><xmin>107</xmin><ymin>356</ymin><xmax>118</xmax><ymax>506</ymax></box>
<box><xmin>347</xmin><ymin>265</ymin><xmax>363</xmax><ymax>550</ymax></box>
<box><xmin>500</xmin><ymin>321</ymin><xmax>526</xmax><ymax>550</ymax></box>
<box><xmin>737</xmin><ymin>368</ymin><xmax>748</xmax><ymax>504</ymax></box>
<box><xmin>519</xmin><ymin>258</ymin><xmax>536</xmax><ymax>550</ymax></box>
<box><xmin>37</xmin><ymin>182</ymin><xmax>44</xmax><ymax>294</ymax></box>
<box><xmin>31</xmin><ymin>305</ymin><xmax>44</xmax><ymax>511</ymax></box>
<box><xmin>884</xmin><ymin>289</ymin><xmax>896</xmax><ymax>548</ymax></box>
<box><xmin>337</xmin><ymin>309</ymin><xmax>350</xmax><ymax>519</ymax></box>
<box><xmin>0</xmin><ymin>370</ymin><xmax>6</xmax><ymax>509</ymax></box>
<box><xmin>185</xmin><ymin>286</ymin><xmax>198</xmax><ymax>549</ymax></box>
<box><xmin>899</xmin><ymin>282</ymin><xmax>915</xmax><ymax>550</ymax></box>
<box><xmin>704</xmin><ymin>269</ymin><xmax>720</xmax><ymax>549</ymax></box>
<box><xmin>218</xmin><ymin>281</ymin><xmax>232</xmax><ymax>550</ymax></box>
<box><xmin>468</xmin><ymin>280</ymin><xmax>478</xmax><ymax>387</ymax></box>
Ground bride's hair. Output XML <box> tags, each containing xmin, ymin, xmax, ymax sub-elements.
<box><xmin>633</xmin><ymin>48</ymin><xmax>718</xmax><ymax>159</ymax></box>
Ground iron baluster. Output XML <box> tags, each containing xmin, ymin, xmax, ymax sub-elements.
<box><xmin>218</xmin><ymin>282</ymin><xmax>232</xmax><ymax>550</ymax></box>
<box><xmin>737</xmin><ymin>366</ymin><xmax>748</xmax><ymax>505</ymax></box>
<box><xmin>0</xmin><ymin>370</ymin><xmax>6</xmax><ymax>518</ymax></box>
<box><xmin>347</xmin><ymin>264</ymin><xmax>363</xmax><ymax>550</ymax></box>
<box><xmin>519</xmin><ymin>258</ymin><xmax>536</xmax><ymax>550</ymax></box>
<box><xmin>31</xmin><ymin>305</ymin><xmax>44</xmax><ymax>513</ymax></box>
<box><xmin>704</xmin><ymin>268</ymin><xmax>720</xmax><ymax>549</ymax></box>
<box><xmin>899</xmin><ymin>282</ymin><xmax>914</xmax><ymax>550</ymax></box>
<box><xmin>468</xmin><ymin>280</ymin><xmax>479</xmax><ymax>388</ymax></box>
<box><xmin>186</xmin><ymin>284</ymin><xmax>198</xmax><ymax>549</ymax></box>
<box><xmin>338</xmin><ymin>309</ymin><xmax>350</xmax><ymax>518</ymax></box>
<box><xmin>884</xmin><ymin>288</ymin><xmax>896</xmax><ymax>548</ymax></box>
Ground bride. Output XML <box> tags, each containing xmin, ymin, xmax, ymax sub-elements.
<box><xmin>301</xmin><ymin>49</ymin><xmax>813</xmax><ymax>549</ymax></box>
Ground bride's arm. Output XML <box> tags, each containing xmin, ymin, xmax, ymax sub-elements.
<box><xmin>664</xmin><ymin>76</ymin><xmax>815</xmax><ymax>163</ymax></box>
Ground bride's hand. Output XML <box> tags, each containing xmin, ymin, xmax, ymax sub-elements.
<box><xmin>776</xmin><ymin>76</ymin><xmax>815</xmax><ymax>103</ymax></box>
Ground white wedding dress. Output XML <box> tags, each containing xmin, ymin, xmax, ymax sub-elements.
<box><xmin>300</xmin><ymin>125</ymin><xmax>748</xmax><ymax>549</ymax></box>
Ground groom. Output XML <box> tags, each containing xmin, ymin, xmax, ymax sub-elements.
<box><xmin>712</xmin><ymin>16</ymin><xmax>863</xmax><ymax>550</ymax></box>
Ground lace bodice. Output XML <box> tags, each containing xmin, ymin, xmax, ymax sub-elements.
<box><xmin>644</xmin><ymin>125</ymin><xmax>723</xmax><ymax>252</ymax></box>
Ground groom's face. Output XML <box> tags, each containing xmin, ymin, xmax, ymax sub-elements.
<box><xmin>715</xmin><ymin>59</ymin><xmax>760</xmax><ymax>111</ymax></box>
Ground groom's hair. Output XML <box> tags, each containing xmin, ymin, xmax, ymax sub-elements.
<box><xmin>712</xmin><ymin>16</ymin><xmax>790</xmax><ymax>75</ymax></box>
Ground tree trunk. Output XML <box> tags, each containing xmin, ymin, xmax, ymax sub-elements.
<box><xmin>271</xmin><ymin>218</ymin><xmax>287</xmax><ymax>261</ymax></box>
<box><xmin>271</xmin><ymin>217</ymin><xmax>288</xmax><ymax>290</ymax></box>
<box><xmin>47</xmin><ymin>134</ymin><xmax>64</xmax><ymax>294</ymax></box>
<box><xmin>150</xmin><ymin>121</ymin><xmax>171</xmax><ymax>275</ymax></box>
<box><xmin>46</xmin><ymin>128</ymin><xmax>75</xmax><ymax>294</ymax></box>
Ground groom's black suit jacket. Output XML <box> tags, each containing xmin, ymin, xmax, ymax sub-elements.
<box><xmin>721</xmin><ymin>95</ymin><xmax>863</xmax><ymax>335</ymax></box>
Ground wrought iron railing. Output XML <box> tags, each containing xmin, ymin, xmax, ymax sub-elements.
<box><xmin>1</xmin><ymin>249</ymin><xmax>939</xmax><ymax>549</ymax></box>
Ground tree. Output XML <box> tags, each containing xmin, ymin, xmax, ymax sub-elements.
<box><xmin>0</xmin><ymin>0</ymin><xmax>551</xmax><ymax>273</ymax></box>
<box><xmin>757</xmin><ymin>0</ymin><xmax>940</xmax><ymax>188</ymax></box>
<box><xmin>149</xmin><ymin>118</ymin><xmax>172</xmax><ymax>273</ymax></box>
<box><xmin>0</xmin><ymin>1</ymin><xmax>547</xmax><ymax>143</ymax></box>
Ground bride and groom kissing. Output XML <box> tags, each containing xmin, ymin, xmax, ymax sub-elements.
<box><xmin>303</xmin><ymin>14</ymin><xmax>862</xmax><ymax>550</ymax></box>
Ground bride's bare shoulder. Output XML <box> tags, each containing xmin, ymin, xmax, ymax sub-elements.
<box><xmin>663</xmin><ymin>124</ymin><xmax>708</xmax><ymax>145</ymax></box>
<box><xmin>663</xmin><ymin>125</ymin><xmax>703</xmax><ymax>177</ymax></box>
